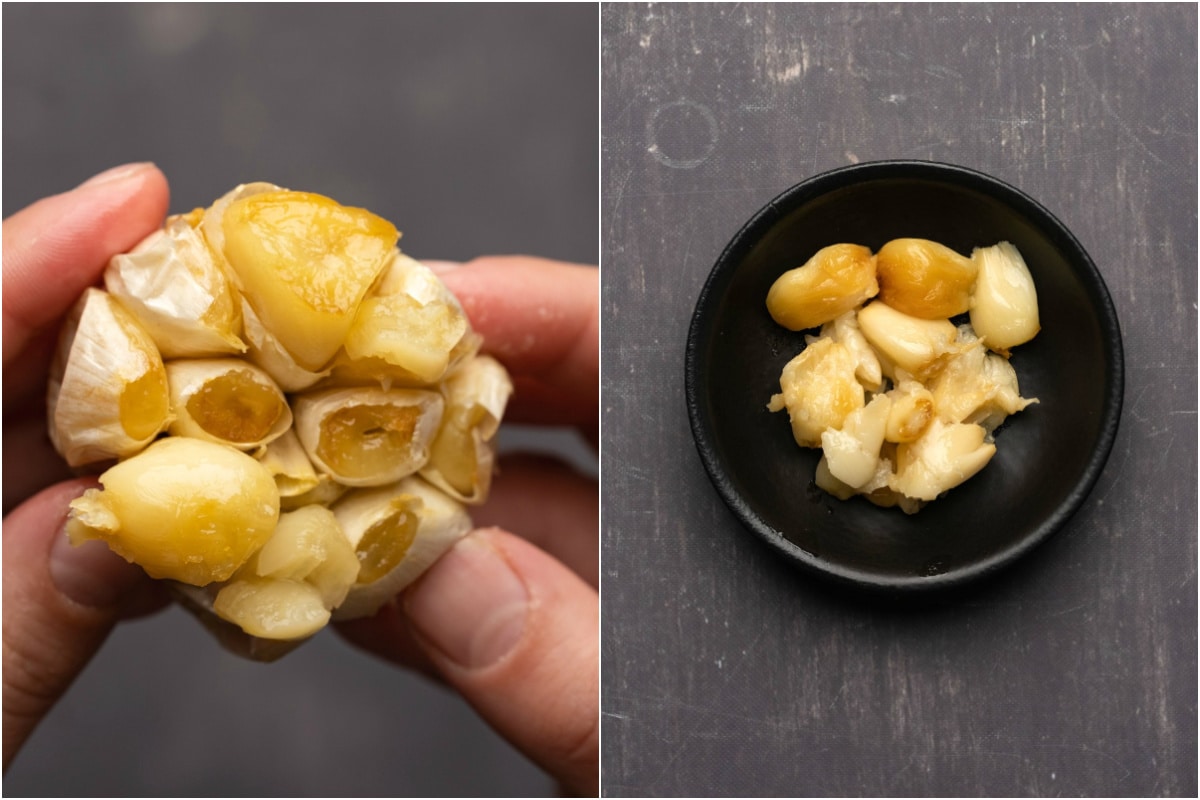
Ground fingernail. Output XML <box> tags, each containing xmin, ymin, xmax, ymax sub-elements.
<box><xmin>77</xmin><ymin>162</ymin><xmax>155</xmax><ymax>188</ymax></box>
<box><xmin>421</xmin><ymin>260</ymin><xmax>463</xmax><ymax>274</ymax></box>
<box><xmin>405</xmin><ymin>532</ymin><xmax>528</xmax><ymax>669</ymax></box>
<box><xmin>50</xmin><ymin>529</ymin><xmax>146</xmax><ymax>609</ymax></box>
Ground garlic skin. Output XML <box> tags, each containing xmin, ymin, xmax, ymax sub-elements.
<box><xmin>47</xmin><ymin>288</ymin><xmax>173</xmax><ymax>467</ymax></box>
<box><xmin>330</xmin><ymin>477</ymin><xmax>473</xmax><ymax>621</ymax></box>
<box><xmin>421</xmin><ymin>355</ymin><xmax>514</xmax><ymax>503</ymax></box>
<box><xmin>293</xmin><ymin>387</ymin><xmax>444</xmax><ymax>487</ymax></box>
<box><xmin>970</xmin><ymin>241</ymin><xmax>1041</xmax><ymax>351</ymax></box>
<box><xmin>257</xmin><ymin>429</ymin><xmax>321</xmax><ymax>498</ymax></box>
<box><xmin>166</xmin><ymin>358</ymin><xmax>293</xmax><ymax>450</ymax></box>
<box><xmin>105</xmin><ymin>218</ymin><xmax>247</xmax><ymax>358</ymax></box>
<box><xmin>67</xmin><ymin>438</ymin><xmax>280</xmax><ymax>585</ymax></box>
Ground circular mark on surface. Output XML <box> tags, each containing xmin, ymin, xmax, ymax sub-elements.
<box><xmin>647</xmin><ymin>100</ymin><xmax>718</xmax><ymax>169</ymax></box>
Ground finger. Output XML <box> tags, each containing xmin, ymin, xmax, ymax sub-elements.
<box><xmin>478</xmin><ymin>454</ymin><xmax>598</xmax><ymax>587</ymax></box>
<box><xmin>432</xmin><ymin>257</ymin><xmax>598</xmax><ymax>434</ymax></box>
<box><xmin>2</xmin><ymin>411</ymin><xmax>78</xmax><ymax>513</ymax></box>
<box><xmin>341</xmin><ymin>529</ymin><xmax>599</xmax><ymax>795</ymax></box>
<box><xmin>2</xmin><ymin>163</ymin><xmax>169</xmax><ymax>374</ymax></box>
<box><xmin>2</xmin><ymin>480</ymin><xmax>166</xmax><ymax>769</ymax></box>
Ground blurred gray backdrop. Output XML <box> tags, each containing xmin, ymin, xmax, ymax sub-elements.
<box><xmin>3</xmin><ymin>4</ymin><xmax>596</xmax><ymax>796</ymax></box>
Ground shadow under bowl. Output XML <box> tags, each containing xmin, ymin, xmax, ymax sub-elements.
<box><xmin>685</xmin><ymin>160</ymin><xmax>1124</xmax><ymax>592</ymax></box>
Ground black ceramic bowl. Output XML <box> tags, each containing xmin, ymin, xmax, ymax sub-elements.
<box><xmin>685</xmin><ymin>161</ymin><xmax>1124</xmax><ymax>592</ymax></box>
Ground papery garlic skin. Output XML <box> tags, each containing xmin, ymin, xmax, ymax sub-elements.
<box><xmin>257</xmin><ymin>429</ymin><xmax>321</xmax><ymax>498</ymax></box>
<box><xmin>970</xmin><ymin>241</ymin><xmax>1041</xmax><ymax>351</ymax></box>
<box><xmin>47</xmin><ymin>288</ymin><xmax>173</xmax><ymax>467</ymax></box>
<box><xmin>293</xmin><ymin>387</ymin><xmax>444</xmax><ymax>486</ymax></box>
<box><xmin>330</xmin><ymin>477</ymin><xmax>473</xmax><ymax>621</ymax></box>
<box><xmin>421</xmin><ymin>355</ymin><xmax>514</xmax><ymax>503</ymax></box>
<box><xmin>105</xmin><ymin>218</ymin><xmax>246</xmax><ymax>358</ymax></box>
<box><xmin>166</xmin><ymin>359</ymin><xmax>292</xmax><ymax>450</ymax></box>
<box><xmin>67</xmin><ymin>438</ymin><xmax>280</xmax><ymax>585</ymax></box>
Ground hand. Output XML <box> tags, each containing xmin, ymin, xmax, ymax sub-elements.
<box><xmin>337</xmin><ymin>256</ymin><xmax>600</xmax><ymax>796</ymax></box>
<box><xmin>2</xmin><ymin>163</ymin><xmax>172</xmax><ymax>769</ymax></box>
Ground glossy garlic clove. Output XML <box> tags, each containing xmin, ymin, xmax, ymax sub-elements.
<box><xmin>66</xmin><ymin>438</ymin><xmax>280</xmax><ymax>585</ymax></box>
<box><xmin>766</xmin><ymin>243</ymin><xmax>878</xmax><ymax>331</ymax></box>
<box><xmin>876</xmin><ymin>238</ymin><xmax>977</xmax><ymax>319</ymax></box>
<box><xmin>856</xmin><ymin>300</ymin><xmax>961</xmax><ymax>381</ymax></box>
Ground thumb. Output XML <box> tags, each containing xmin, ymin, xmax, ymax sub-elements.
<box><xmin>2</xmin><ymin>480</ymin><xmax>162</xmax><ymax>769</ymax></box>
<box><xmin>377</xmin><ymin>528</ymin><xmax>598</xmax><ymax>795</ymax></box>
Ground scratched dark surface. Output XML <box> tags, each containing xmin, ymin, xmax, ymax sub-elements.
<box><xmin>3</xmin><ymin>5</ymin><xmax>596</xmax><ymax>797</ymax></box>
<box><xmin>600</xmin><ymin>4</ymin><xmax>1196</xmax><ymax>797</ymax></box>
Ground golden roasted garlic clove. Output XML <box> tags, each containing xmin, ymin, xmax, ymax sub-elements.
<box><xmin>330</xmin><ymin>476</ymin><xmax>473</xmax><ymax>621</ymax></box>
<box><xmin>105</xmin><ymin>218</ymin><xmax>246</xmax><ymax>358</ymax></box>
<box><xmin>421</xmin><ymin>355</ymin><xmax>513</xmax><ymax>503</ymax></box>
<box><xmin>344</xmin><ymin>253</ymin><xmax>471</xmax><ymax>384</ymax></box>
<box><xmin>969</xmin><ymin>241</ymin><xmax>1040</xmax><ymax>351</ymax></box>
<box><xmin>220</xmin><ymin>190</ymin><xmax>399</xmax><ymax>371</ymax></box>
<box><xmin>66</xmin><ymin>438</ymin><xmax>280</xmax><ymax>585</ymax></box>
<box><xmin>820</xmin><ymin>393</ymin><xmax>891</xmax><ymax>489</ymax></box>
<box><xmin>47</xmin><ymin>288</ymin><xmax>173</xmax><ymax>467</ymax></box>
<box><xmin>876</xmin><ymin>238</ymin><xmax>977</xmax><ymax>319</ymax></box>
<box><xmin>891</xmin><ymin>419</ymin><xmax>996</xmax><ymax>502</ymax></box>
<box><xmin>166</xmin><ymin>359</ymin><xmax>292</xmax><ymax>450</ymax></box>
<box><xmin>766</xmin><ymin>244</ymin><xmax>878</xmax><ymax>331</ymax></box>
<box><xmin>293</xmin><ymin>387</ymin><xmax>444</xmax><ymax>486</ymax></box>
<box><xmin>767</xmin><ymin>338</ymin><xmax>864</xmax><ymax>448</ymax></box>
<box><xmin>856</xmin><ymin>300</ymin><xmax>961</xmax><ymax>381</ymax></box>
<box><xmin>884</xmin><ymin>379</ymin><xmax>936</xmax><ymax>443</ymax></box>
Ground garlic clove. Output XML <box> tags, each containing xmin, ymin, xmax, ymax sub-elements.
<box><xmin>420</xmin><ymin>355</ymin><xmax>513</xmax><ymax>503</ymax></box>
<box><xmin>256</xmin><ymin>429</ymin><xmax>320</xmax><ymax>499</ymax></box>
<box><xmin>343</xmin><ymin>253</ymin><xmax>471</xmax><ymax>384</ymax></box>
<box><xmin>240</xmin><ymin>298</ymin><xmax>331</xmax><ymax>392</ymax></box>
<box><xmin>856</xmin><ymin>300</ymin><xmax>961</xmax><ymax>381</ymax></box>
<box><xmin>47</xmin><ymin>288</ymin><xmax>173</xmax><ymax>467</ymax></box>
<box><xmin>892</xmin><ymin>419</ymin><xmax>997</xmax><ymax>501</ymax></box>
<box><xmin>821</xmin><ymin>393</ymin><xmax>891</xmax><ymax>489</ymax></box>
<box><xmin>969</xmin><ymin>241</ymin><xmax>1040</xmax><ymax>351</ymax></box>
<box><xmin>818</xmin><ymin>311</ymin><xmax>883</xmax><ymax>392</ymax></box>
<box><xmin>67</xmin><ymin>437</ymin><xmax>280</xmax><ymax>585</ymax></box>
<box><xmin>213</xmin><ymin>577</ymin><xmax>331</xmax><ymax>641</ymax></box>
<box><xmin>220</xmin><ymin>190</ymin><xmax>399</xmax><ymax>371</ymax></box>
<box><xmin>768</xmin><ymin>337</ymin><xmax>865</xmax><ymax>448</ymax></box>
<box><xmin>251</xmin><ymin>505</ymin><xmax>360</xmax><ymax>609</ymax></box>
<box><xmin>166</xmin><ymin>358</ymin><xmax>292</xmax><ymax>451</ymax></box>
<box><xmin>876</xmin><ymin>238</ymin><xmax>977</xmax><ymax>319</ymax></box>
<box><xmin>105</xmin><ymin>218</ymin><xmax>246</xmax><ymax>358</ymax></box>
<box><xmin>292</xmin><ymin>387</ymin><xmax>444</xmax><ymax>486</ymax></box>
<box><xmin>766</xmin><ymin>243</ymin><xmax>879</xmax><ymax>331</ymax></box>
<box><xmin>330</xmin><ymin>476</ymin><xmax>473</xmax><ymax>621</ymax></box>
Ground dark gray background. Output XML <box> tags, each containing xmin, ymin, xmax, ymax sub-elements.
<box><xmin>4</xmin><ymin>4</ymin><xmax>596</xmax><ymax>796</ymax></box>
<box><xmin>601</xmin><ymin>3</ymin><xmax>1196</xmax><ymax>797</ymax></box>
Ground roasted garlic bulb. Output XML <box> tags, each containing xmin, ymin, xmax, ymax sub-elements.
<box><xmin>49</xmin><ymin>183</ymin><xmax>512</xmax><ymax>659</ymax></box>
<box><xmin>767</xmin><ymin>237</ymin><xmax>1039</xmax><ymax>513</ymax></box>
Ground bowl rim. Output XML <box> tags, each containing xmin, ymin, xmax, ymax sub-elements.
<box><xmin>685</xmin><ymin>159</ymin><xmax>1125</xmax><ymax>592</ymax></box>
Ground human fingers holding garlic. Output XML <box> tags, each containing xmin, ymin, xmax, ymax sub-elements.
<box><xmin>3</xmin><ymin>168</ymin><xmax>599</xmax><ymax>794</ymax></box>
<box><xmin>3</xmin><ymin>163</ymin><xmax>173</xmax><ymax>769</ymax></box>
